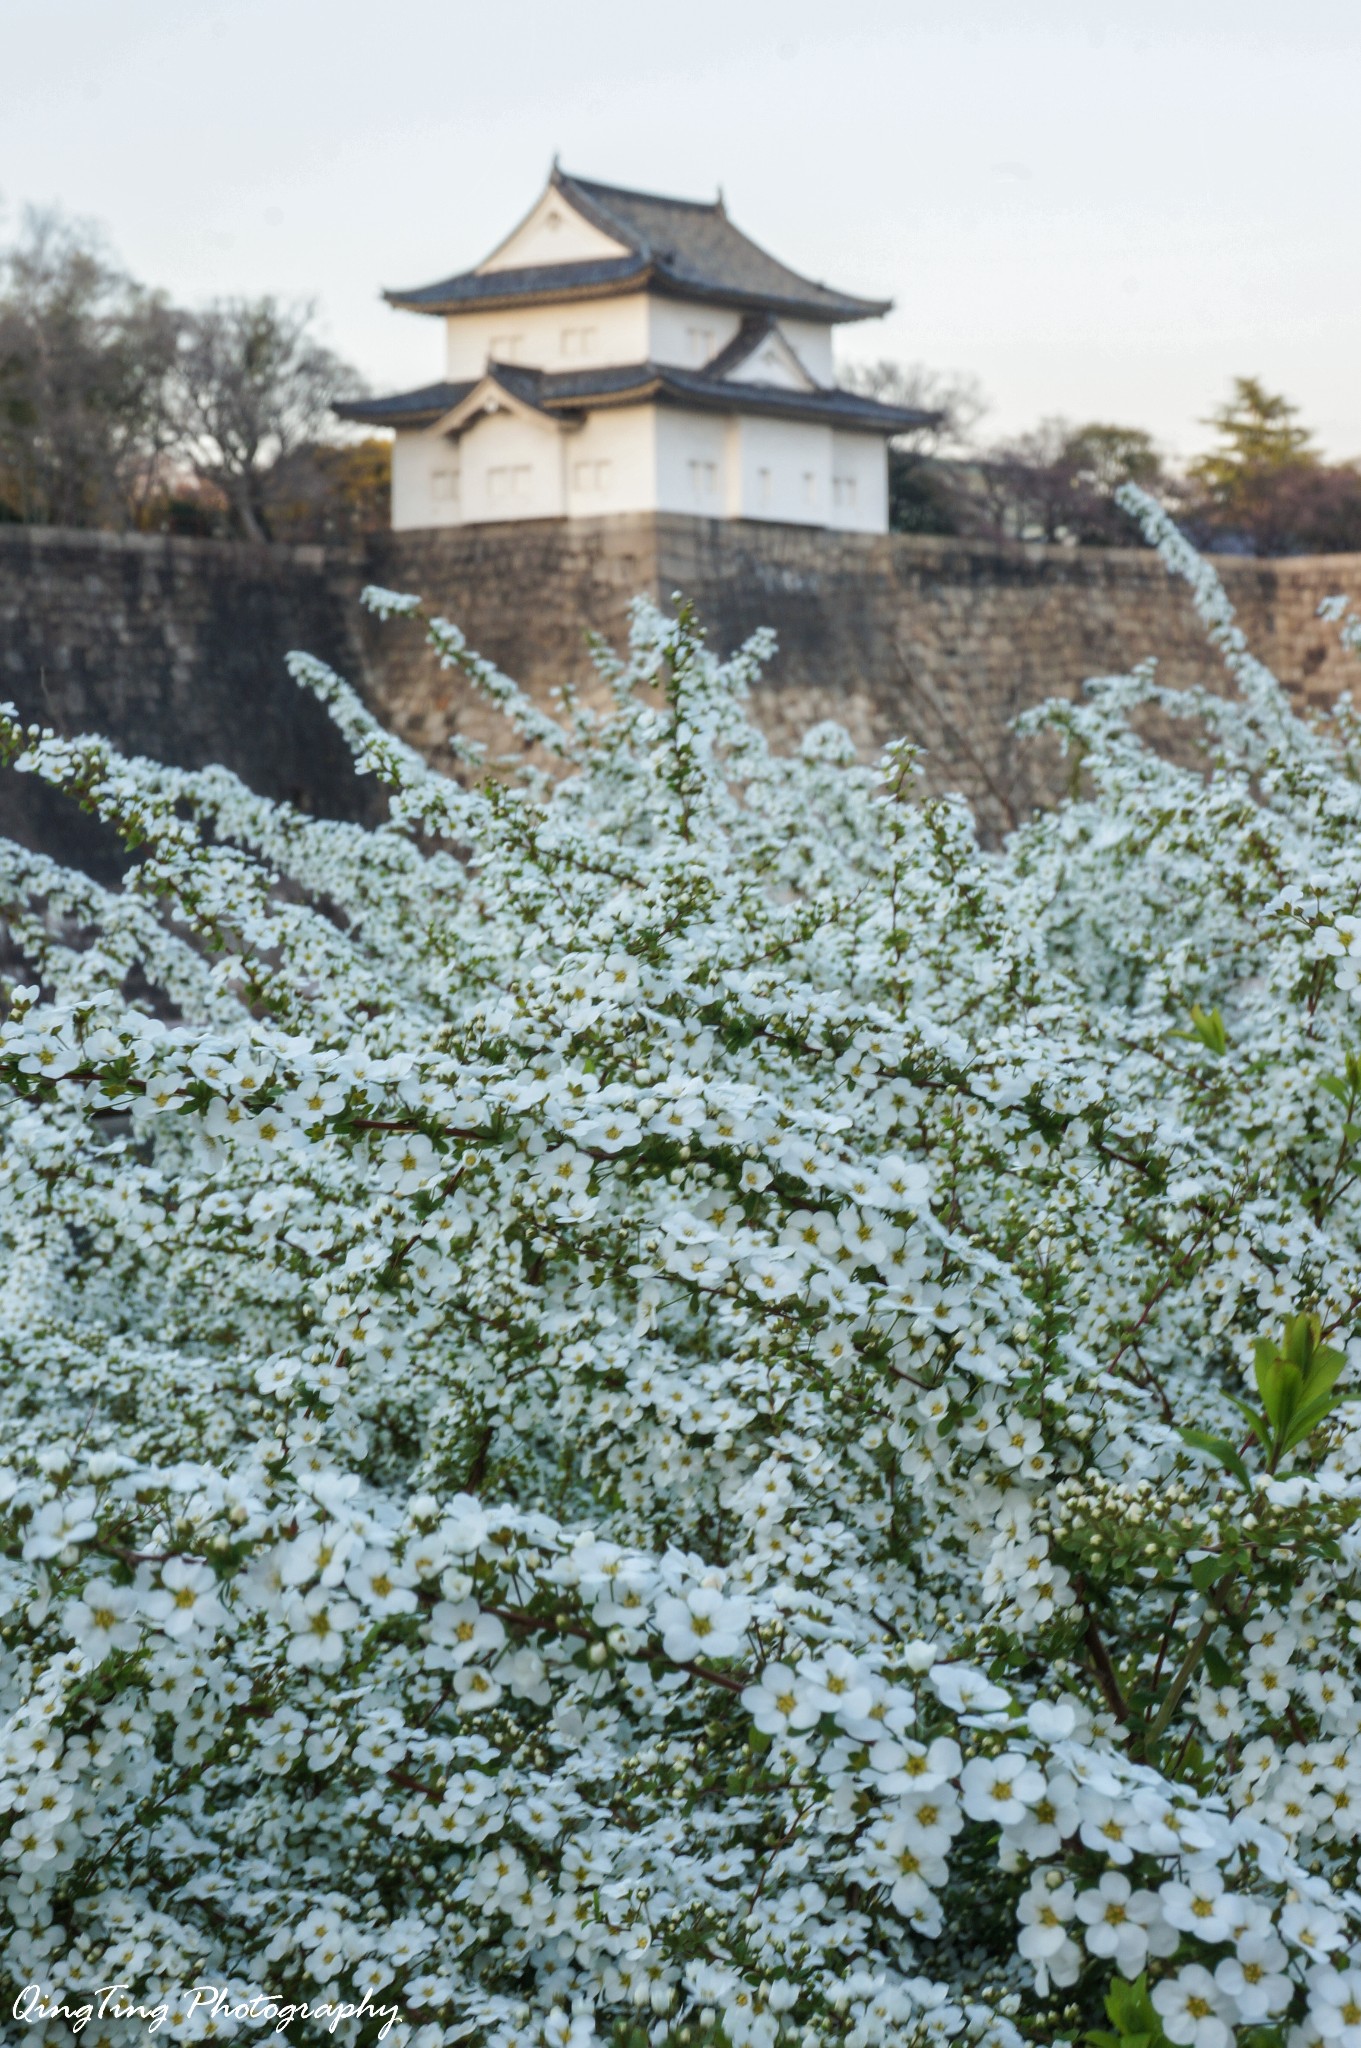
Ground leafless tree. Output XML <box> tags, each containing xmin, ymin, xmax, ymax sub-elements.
<box><xmin>838</xmin><ymin>361</ymin><xmax>990</xmax><ymax>533</ymax></box>
<box><xmin>975</xmin><ymin>418</ymin><xmax>1167</xmax><ymax>544</ymax></box>
<box><xmin>168</xmin><ymin>298</ymin><xmax>365</xmax><ymax>542</ymax></box>
<box><xmin>0</xmin><ymin>209</ymin><xmax>180</xmax><ymax>527</ymax></box>
<box><xmin>839</xmin><ymin>359</ymin><xmax>988</xmax><ymax>454</ymax></box>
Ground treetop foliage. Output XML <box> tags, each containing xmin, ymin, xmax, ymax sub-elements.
<box><xmin>1191</xmin><ymin>380</ymin><xmax>1319</xmax><ymax>499</ymax></box>
<box><xmin>852</xmin><ymin>361</ymin><xmax>1361</xmax><ymax>557</ymax></box>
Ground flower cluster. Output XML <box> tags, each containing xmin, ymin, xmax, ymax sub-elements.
<box><xmin>2</xmin><ymin>515</ymin><xmax>1361</xmax><ymax>2046</ymax></box>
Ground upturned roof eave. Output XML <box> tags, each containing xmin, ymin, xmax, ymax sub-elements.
<box><xmin>644</xmin><ymin>375</ymin><xmax>930</xmax><ymax>431</ymax></box>
<box><xmin>382</xmin><ymin>267</ymin><xmax>890</xmax><ymax>325</ymax></box>
<box><xmin>335</xmin><ymin>370</ymin><xmax>934</xmax><ymax>436</ymax></box>
<box><xmin>651</xmin><ymin>272</ymin><xmax>891</xmax><ymax>324</ymax></box>
<box><xmin>382</xmin><ymin>264</ymin><xmax>652</xmax><ymax>316</ymax></box>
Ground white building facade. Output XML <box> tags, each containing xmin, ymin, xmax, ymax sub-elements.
<box><xmin>339</xmin><ymin>167</ymin><xmax>930</xmax><ymax>535</ymax></box>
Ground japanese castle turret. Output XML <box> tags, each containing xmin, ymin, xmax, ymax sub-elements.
<box><xmin>338</xmin><ymin>165</ymin><xmax>929</xmax><ymax>534</ymax></box>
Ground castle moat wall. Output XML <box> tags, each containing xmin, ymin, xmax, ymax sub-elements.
<box><xmin>4</xmin><ymin>516</ymin><xmax>1361</xmax><ymax>865</ymax></box>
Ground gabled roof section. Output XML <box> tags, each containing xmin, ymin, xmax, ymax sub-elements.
<box><xmin>336</xmin><ymin>363</ymin><xmax>936</xmax><ymax>437</ymax></box>
<box><xmin>429</xmin><ymin>364</ymin><xmax>564</xmax><ymax>436</ymax></box>
<box><xmin>476</xmin><ymin>181</ymin><xmax>631</xmax><ymax>273</ymax></box>
<box><xmin>384</xmin><ymin>166</ymin><xmax>891</xmax><ymax>325</ymax></box>
<box><xmin>706</xmin><ymin>314</ymin><xmax>819</xmax><ymax>391</ymax></box>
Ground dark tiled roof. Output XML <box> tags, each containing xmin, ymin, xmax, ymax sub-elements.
<box><xmin>387</xmin><ymin>255</ymin><xmax>649</xmax><ymax>313</ymax></box>
<box><xmin>336</xmin><ymin>378</ymin><xmax>478</xmax><ymax>422</ymax></box>
<box><xmin>472</xmin><ymin>362</ymin><xmax>557</xmax><ymax>414</ymax></box>
<box><xmin>385</xmin><ymin>168</ymin><xmax>891</xmax><ymax>325</ymax></box>
<box><xmin>335</xmin><ymin>362</ymin><xmax>934</xmax><ymax>436</ymax></box>
<box><xmin>650</xmin><ymin>365</ymin><xmax>929</xmax><ymax>431</ymax></box>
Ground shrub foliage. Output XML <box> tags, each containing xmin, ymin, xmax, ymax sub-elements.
<box><xmin>3</xmin><ymin>500</ymin><xmax>1361</xmax><ymax>2047</ymax></box>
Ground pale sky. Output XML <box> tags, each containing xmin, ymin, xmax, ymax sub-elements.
<box><xmin>3</xmin><ymin>0</ymin><xmax>1358</xmax><ymax>464</ymax></box>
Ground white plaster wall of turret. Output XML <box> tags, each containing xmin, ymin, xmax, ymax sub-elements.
<box><xmin>443</xmin><ymin>296</ymin><xmax>790</xmax><ymax>381</ymax></box>
<box><xmin>830</xmin><ymin>432</ymin><xmax>890</xmax><ymax>534</ymax></box>
<box><xmin>390</xmin><ymin>409</ymin><xmax>572</xmax><ymax>530</ymax></box>
<box><xmin>725</xmin><ymin>416</ymin><xmax>834</xmax><ymax>526</ymax></box>
<box><xmin>390</xmin><ymin>407</ymin><xmax>660</xmax><ymax>531</ymax></box>
<box><xmin>391</xmin><ymin>430</ymin><xmax>460</xmax><ymax>532</ymax></box>
<box><xmin>642</xmin><ymin>299</ymin><xmax>743</xmax><ymax>373</ymax></box>
<box><xmin>443</xmin><ymin>299</ymin><xmax>649</xmax><ymax>380</ymax></box>
<box><xmin>390</xmin><ymin>406</ymin><xmax>888</xmax><ymax>534</ymax></box>
<box><xmin>653</xmin><ymin>410</ymin><xmax>729</xmax><ymax>521</ymax></box>
<box><xmin>563</xmin><ymin>407</ymin><xmax>657</xmax><ymax>519</ymax></box>
<box><xmin>442</xmin><ymin>300</ymin><xmax>841</xmax><ymax>386</ymax></box>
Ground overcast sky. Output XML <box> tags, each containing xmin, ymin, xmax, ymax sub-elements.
<box><xmin>4</xmin><ymin>0</ymin><xmax>1357</xmax><ymax>463</ymax></box>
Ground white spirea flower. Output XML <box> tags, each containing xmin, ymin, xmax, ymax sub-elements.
<box><xmin>3</xmin><ymin>527</ymin><xmax>1361</xmax><ymax>2040</ymax></box>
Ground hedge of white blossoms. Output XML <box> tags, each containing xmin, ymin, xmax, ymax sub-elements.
<box><xmin>4</xmin><ymin>494</ymin><xmax>1361</xmax><ymax>2048</ymax></box>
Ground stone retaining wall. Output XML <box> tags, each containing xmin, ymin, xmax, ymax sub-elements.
<box><xmin>367</xmin><ymin>517</ymin><xmax>1361</xmax><ymax>838</ymax></box>
<box><xmin>4</xmin><ymin>517</ymin><xmax>1361</xmax><ymax>868</ymax></box>
<box><xmin>0</xmin><ymin>526</ymin><xmax>382</xmax><ymax>878</ymax></box>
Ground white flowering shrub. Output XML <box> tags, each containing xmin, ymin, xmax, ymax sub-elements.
<box><xmin>3</xmin><ymin>495</ymin><xmax>1361</xmax><ymax>2048</ymax></box>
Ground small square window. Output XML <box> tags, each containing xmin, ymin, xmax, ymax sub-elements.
<box><xmin>488</xmin><ymin>464</ymin><xmax>532</xmax><ymax>503</ymax></box>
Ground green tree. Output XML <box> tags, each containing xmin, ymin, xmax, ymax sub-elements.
<box><xmin>1190</xmin><ymin>376</ymin><xmax>1317</xmax><ymax>507</ymax></box>
<box><xmin>1063</xmin><ymin>422</ymin><xmax>1163</xmax><ymax>496</ymax></box>
<box><xmin>1185</xmin><ymin>378</ymin><xmax>1361</xmax><ymax>554</ymax></box>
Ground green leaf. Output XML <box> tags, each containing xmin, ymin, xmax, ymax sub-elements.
<box><xmin>1180</xmin><ymin>1427</ymin><xmax>1252</xmax><ymax>1493</ymax></box>
<box><xmin>1202</xmin><ymin>1640</ymin><xmax>1234</xmax><ymax>1687</ymax></box>
<box><xmin>1273</xmin><ymin>1360</ymin><xmax>1304</xmax><ymax>1435</ymax></box>
<box><xmin>1189</xmin><ymin>1555</ymin><xmax>1223</xmax><ymax>1592</ymax></box>
<box><xmin>1226</xmin><ymin>1394</ymin><xmax>1271</xmax><ymax>1448</ymax></box>
<box><xmin>1281</xmin><ymin>1312</ymin><xmax>1321</xmax><ymax>1373</ymax></box>
<box><xmin>1187</xmin><ymin>1003</ymin><xmax>1228</xmax><ymax>1054</ymax></box>
<box><xmin>1301</xmin><ymin>1347</ymin><xmax>1345</xmax><ymax>1404</ymax></box>
<box><xmin>1085</xmin><ymin>1974</ymin><xmax>1169</xmax><ymax>2048</ymax></box>
<box><xmin>1254</xmin><ymin>1338</ymin><xmax>1284</xmax><ymax>1425</ymax></box>
<box><xmin>1280</xmin><ymin>1392</ymin><xmax>1346</xmax><ymax>1455</ymax></box>
<box><xmin>1319</xmin><ymin>1074</ymin><xmax>1351</xmax><ymax>1102</ymax></box>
